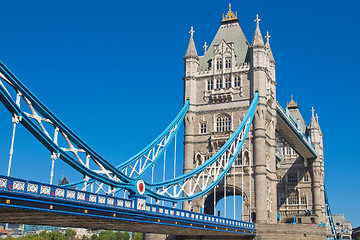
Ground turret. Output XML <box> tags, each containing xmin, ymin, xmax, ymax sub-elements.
<box><xmin>183</xmin><ymin>26</ymin><xmax>199</xmax><ymax>104</ymax></box>
<box><xmin>250</xmin><ymin>14</ymin><xmax>269</xmax><ymax>224</ymax></box>
<box><xmin>251</xmin><ymin>14</ymin><xmax>267</xmax><ymax>98</ymax></box>
<box><xmin>184</xmin><ymin>26</ymin><xmax>199</xmax><ymax>76</ymax></box>
<box><xmin>309</xmin><ymin>107</ymin><xmax>321</xmax><ymax>146</ymax></box>
<box><xmin>309</xmin><ymin>107</ymin><xmax>326</xmax><ymax>223</ymax></box>
<box><xmin>265</xmin><ymin>31</ymin><xmax>276</xmax><ymax>85</ymax></box>
<box><xmin>183</xmin><ymin>27</ymin><xmax>199</xmax><ymax>211</ymax></box>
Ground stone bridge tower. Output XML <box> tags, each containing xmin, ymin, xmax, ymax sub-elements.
<box><xmin>183</xmin><ymin>5</ymin><xmax>325</xmax><ymax>225</ymax></box>
<box><xmin>183</xmin><ymin>5</ymin><xmax>277</xmax><ymax>223</ymax></box>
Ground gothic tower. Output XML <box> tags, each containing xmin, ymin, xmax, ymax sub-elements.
<box><xmin>183</xmin><ymin>5</ymin><xmax>278</xmax><ymax>223</ymax></box>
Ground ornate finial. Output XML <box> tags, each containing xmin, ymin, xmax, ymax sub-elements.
<box><xmin>254</xmin><ymin>14</ymin><xmax>261</xmax><ymax>25</ymax></box>
<box><xmin>311</xmin><ymin>107</ymin><xmax>315</xmax><ymax>117</ymax></box>
<box><xmin>265</xmin><ymin>31</ymin><xmax>271</xmax><ymax>43</ymax></box>
<box><xmin>315</xmin><ymin>113</ymin><xmax>319</xmax><ymax>122</ymax></box>
<box><xmin>222</xmin><ymin>3</ymin><xmax>238</xmax><ymax>22</ymax></box>
<box><xmin>189</xmin><ymin>26</ymin><xmax>195</xmax><ymax>38</ymax></box>
<box><xmin>287</xmin><ymin>94</ymin><xmax>298</xmax><ymax>109</ymax></box>
<box><xmin>203</xmin><ymin>42</ymin><xmax>208</xmax><ymax>54</ymax></box>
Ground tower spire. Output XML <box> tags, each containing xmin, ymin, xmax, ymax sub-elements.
<box><xmin>265</xmin><ymin>31</ymin><xmax>270</xmax><ymax>43</ymax></box>
<box><xmin>185</xmin><ymin>26</ymin><xmax>198</xmax><ymax>58</ymax></box>
<box><xmin>251</xmin><ymin>14</ymin><xmax>265</xmax><ymax>47</ymax></box>
<box><xmin>310</xmin><ymin>107</ymin><xmax>318</xmax><ymax>129</ymax></box>
<box><xmin>265</xmin><ymin>31</ymin><xmax>275</xmax><ymax>63</ymax></box>
<box><xmin>311</xmin><ymin>106</ymin><xmax>315</xmax><ymax>118</ymax></box>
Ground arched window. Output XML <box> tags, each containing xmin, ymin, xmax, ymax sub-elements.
<box><xmin>207</xmin><ymin>80</ymin><xmax>213</xmax><ymax>90</ymax></box>
<box><xmin>225</xmin><ymin>58</ymin><xmax>231</xmax><ymax>68</ymax></box>
<box><xmin>288</xmin><ymin>191</ymin><xmax>299</xmax><ymax>205</ymax></box>
<box><xmin>243</xmin><ymin>151</ymin><xmax>249</xmax><ymax>165</ymax></box>
<box><xmin>216</xmin><ymin>78</ymin><xmax>222</xmax><ymax>89</ymax></box>
<box><xmin>207</xmin><ymin>59</ymin><xmax>212</xmax><ymax>70</ymax></box>
<box><xmin>234</xmin><ymin>76</ymin><xmax>241</xmax><ymax>87</ymax></box>
<box><xmin>216</xmin><ymin>59</ymin><xmax>222</xmax><ymax>70</ymax></box>
<box><xmin>300</xmin><ymin>195</ymin><xmax>307</xmax><ymax>205</ymax></box>
<box><xmin>225</xmin><ymin>77</ymin><xmax>231</xmax><ymax>88</ymax></box>
<box><xmin>287</xmin><ymin>172</ymin><xmax>298</xmax><ymax>183</ymax></box>
<box><xmin>303</xmin><ymin>173</ymin><xmax>310</xmax><ymax>182</ymax></box>
<box><xmin>196</xmin><ymin>154</ymin><xmax>202</xmax><ymax>167</ymax></box>
<box><xmin>216</xmin><ymin>115</ymin><xmax>231</xmax><ymax>132</ymax></box>
<box><xmin>200</xmin><ymin>123</ymin><xmax>207</xmax><ymax>134</ymax></box>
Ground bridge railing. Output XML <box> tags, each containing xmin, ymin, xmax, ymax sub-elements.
<box><xmin>0</xmin><ymin>175</ymin><xmax>255</xmax><ymax>231</ymax></box>
<box><xmin>276</xmin><ymin>101</ymin><xmax>317</xmax><ymax>157</ymax></box>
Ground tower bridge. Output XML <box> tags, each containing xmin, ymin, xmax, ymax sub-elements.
<box><xmin>0</xmin><ymin>4</ymin><xmax>337</xmax><ymax>240</ymax></box>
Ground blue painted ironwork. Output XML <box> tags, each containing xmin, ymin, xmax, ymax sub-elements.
<box><xmin>275</xmin><ymin>148</ymin><xmax>281</xmax><ymax>160</ymax></box>
<box><xmin>0</xmin><ymin>61</ymin><xmax>130</xmax><ymax>185</ymax></box>
<box><xmin>0</xmin><ymin>60</ymin><xmax>258</xmax><ymax>202</ymax></box>
<box><xmin>0</xmin><ymin>175</ymin><xmax>256</xmax><ymax>235</ymax></box>
<box><xmin>0</xmin><ymin>60</ymin><xmax>188</xmax><ymax>195</ymax></box>
<box><xmin>325</xmin><ymin>188</ymin><xmax>338</xmax><ymax>240</ymax></box>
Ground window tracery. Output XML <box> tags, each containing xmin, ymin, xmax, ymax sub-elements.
<box><xmin>216</xmin><ymin>115</ymin><xmax>231</xmax><ymax>132</ymax></box>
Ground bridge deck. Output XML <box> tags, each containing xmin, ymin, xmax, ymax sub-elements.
<box><xmin>0</xmin><ymin>175</ymin><xmax>255</xmax><ymax>237</ymax></box>
<box><xmin>0</xmin><ymin>208</ymin><xmax>253</xmax><ymax>238</ymax></box>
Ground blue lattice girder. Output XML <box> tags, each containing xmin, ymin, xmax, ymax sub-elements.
<box><xmin>0</xmin><ymin>61</ymin><xmax>134</xmax><ymax>186</ymax></box>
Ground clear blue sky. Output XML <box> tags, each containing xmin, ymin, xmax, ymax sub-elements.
<box><xmin>0</xmin><ymin>0</ymin><xmax>359</xmax><ymax>227</ymax></box>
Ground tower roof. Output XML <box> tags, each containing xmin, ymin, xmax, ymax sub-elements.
<box><xmin>251</xmin><ymin>14</ymin><xmax>265</xmax><ymax>47</ymax></box>
<box><xmin>198</xmin><ymin>5</ymin><xmax>250</xmax><ymax>70</ymax></box>
<box><xmin>185</xmin><ymin>26</ymin><xmax>198</xmax><ymax>58</ymax></box>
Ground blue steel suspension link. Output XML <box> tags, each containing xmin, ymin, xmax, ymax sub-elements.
<box><xmin>0</xmin><ymin>61</ymin><xmax>132</xmax><ymax>185</ymax></box>
<box><xmin>0</xmin><ymin>60</ymin><xmax>190</xmax><ymax>194</ymax></box>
